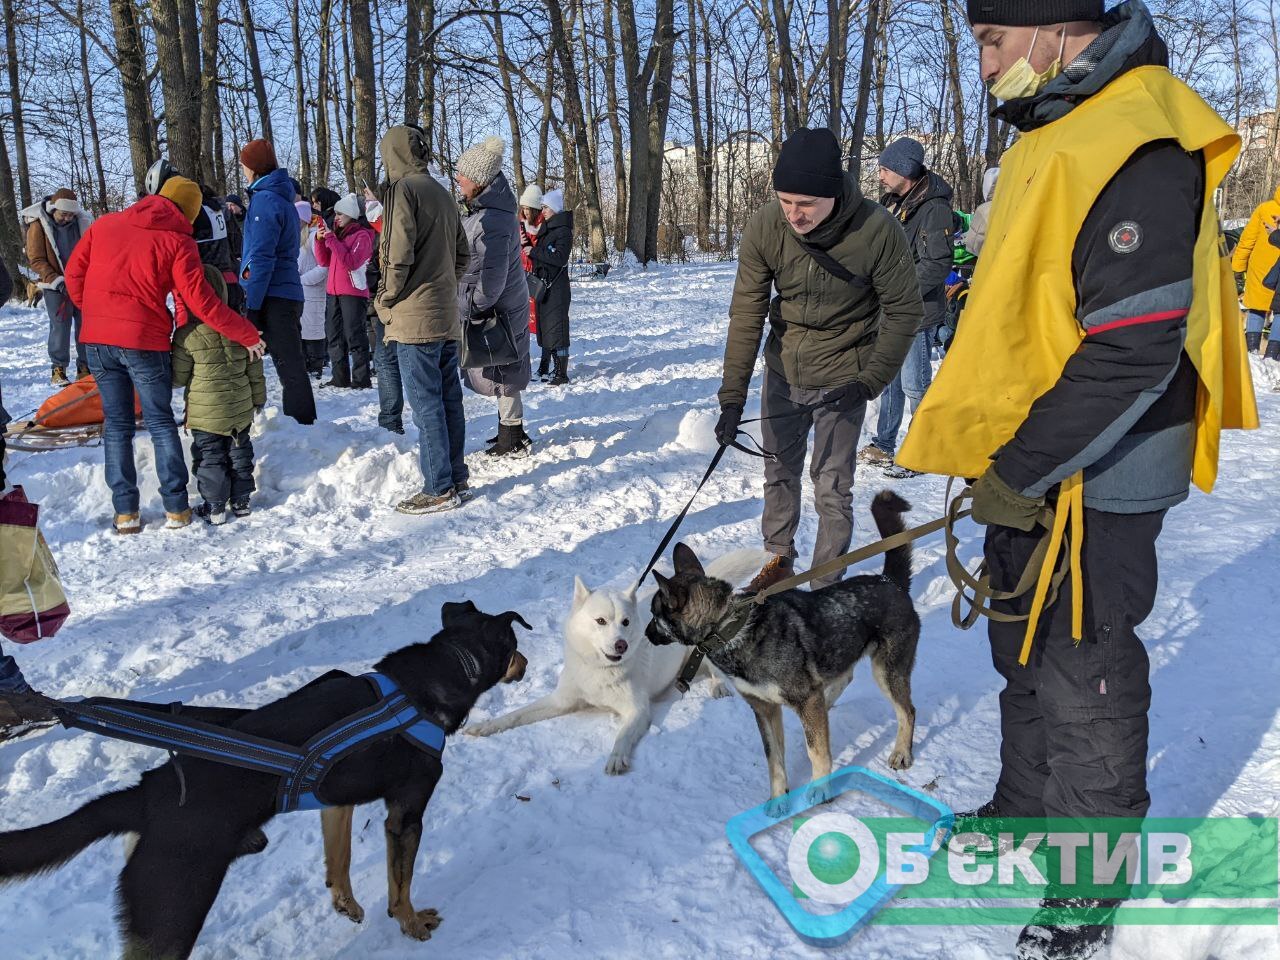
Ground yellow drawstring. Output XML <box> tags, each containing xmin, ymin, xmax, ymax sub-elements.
<box><xmin>1017</xmin><ymin>471</ymin><xmax>1085</xmax><ymax>666</ymax></box>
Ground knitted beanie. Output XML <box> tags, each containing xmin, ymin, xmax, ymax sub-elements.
<box><xmin>455</xmin><ymin>136</ymin><xmax>506</xmax><ymax>188</ymax></box>
<box><xmin>879</xmin><ymin>138</ymin><xmax>927</xmax><ymax>181</ymax></box>
<box><xmin>518</xmin><ymin>184</ymin><xmax>544</xmax><ymax>209</ymax></box>
<box><xmin>966</xmin><ymin>0</ymin><xmax>1105</xmax><ymax>25</ymax></box>
<box><xmin>334</xmin><ymin>193</ymin><xmax>362</xmax><ymax>220</ymax></box>
<box><xmin>541</xmin><ymin>189</ymin><xmax>565</xmax><ymax>215</ymax></box>
<box><xmin>239</xmin><ymin>139</ymin><xmax>278</xmax><ymax>175</ymax></box>
<box><xmin>772</xmin><ymin>128</ymin><xmax>843</xmax><ymax>198</ymax></box>
<box><xmin>159</xmin><ymin>176</ymin><xmax>204</xmax><ymax>224</ymax></box>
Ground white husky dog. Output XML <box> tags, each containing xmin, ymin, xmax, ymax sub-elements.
<box><xmin>465</xmin><ymin>549</ymin><xmax>768</xmax><ymax>774</ymax></box>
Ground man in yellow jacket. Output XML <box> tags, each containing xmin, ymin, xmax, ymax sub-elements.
<box><xmin>1231</xmin><ymin>186</ymin><xmax>1280</xmax><ymax>354</ymax></box>
<box><xmin>898</xmin><ymin>2</ymin><xmax>1256</xmax><ymax>957</ymax></box>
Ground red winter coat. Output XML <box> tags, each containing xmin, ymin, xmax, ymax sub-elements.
<box><xmin>64</xmin><ymin>195</ymin><xmax>261</xmax><ymax>352</ymax></box>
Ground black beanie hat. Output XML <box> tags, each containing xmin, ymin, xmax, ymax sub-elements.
<box><xmin>772</xmin><ymin>128</ymin><xmax>844</xmax><ymax>198</ymax></box>
<box><xmin>966</xmin><ymin>0</ymin><xmax>1104</xmax><ymax>25</ymax></box>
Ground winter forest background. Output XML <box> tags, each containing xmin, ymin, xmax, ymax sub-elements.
<box><xmin>1</xmin><ymin>0</ymin><xmax>1278</xmax><ymax>280</ymax></box>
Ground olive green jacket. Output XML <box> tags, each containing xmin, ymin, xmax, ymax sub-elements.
<box><xmin>719</xmin><ymin>174</ymin><xmax>924</xmax><ymax>408</ymax></box>
<box><xmin>171</xmin><ymin>320</ymin><xmax>266</xmax><ymax>436</ymax></box>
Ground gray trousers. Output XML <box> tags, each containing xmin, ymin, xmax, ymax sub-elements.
<box><xmin>760</xmin><ymin>365</ymin><xmax>867</xmax><ymax>589</ymax></box>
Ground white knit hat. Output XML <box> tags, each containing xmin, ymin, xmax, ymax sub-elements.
<box><xmin>334</xmin><ymin>193</ymin><xmax>362</xmax><ymax>220</ymax></box>
<box><xmin>519</xmin><ymin>184</ymin><xmax>544</xmax><ymax>209</ymax></box>
<box><xmin>541</xmin><ymin>189</ymin><xmax>564</xmax><ymax>215</ymax></box>
<box><xmin>455</xmin><ymin>136</ymin><xmax>506</xmax><ymax>188</ymax></box>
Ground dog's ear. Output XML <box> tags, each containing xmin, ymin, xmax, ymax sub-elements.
<box><xmin>572</xmin><ymin>576</ymin><xmax>591</xmax><ymax>610</ymax></box>
<box><xmin>440</xmin><ymin>600</ymin><xmax>479</xmax><ymax>627</ymax></box>
<box><xmin>499</xmin><ymin>611</ymin><xmax>533</xmax><ymax>632</ymax></box>
<box><xmin>672</xmin><ymin>542</ymin><xmax>705</xmax><ymax>578</ymax></box>
<box><xmin>623</xmin><ymin>581</ymin><xmax>638</xmax><ymax>603</ymax></box>
<box><xmin>652</xmin><ymin>570</ymin><xmax>672</xmax><ymax>594</ymax></box>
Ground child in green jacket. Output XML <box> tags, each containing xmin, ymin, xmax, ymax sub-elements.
<box><xmin>172</xmin><ymin>266</ymin><xmax>266</xmax><ymax>524</ymax></box>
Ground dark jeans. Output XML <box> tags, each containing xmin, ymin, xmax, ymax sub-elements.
<box><xmin>760</xmin><ymin>365</ymin><xmax>867</xmax><ymax>588</ymax></box>
<box><xmin>872</xmin><ymin>328</ymin><xmax>933</xmax><ymax>456</ymax></box>
<box><xmin>303</xmin><ymin>338</ymin><xmax>327</xmax><ymax>375</ymax></box>
<box><xmin>84</xmin><ymin>344</ymin><xmax>189</xmax><ymax>515</ymax></box>
<box><xmin>251</xmin><ymin>297</ymin><xmax>316</xmax><ymax>425</ymax></box>
<box><xmin>985</xmin><ymin>508</ymin><xmax>1165</xmax><ymax>820</ymax></box>
<box><xmin>397</xmin><ymin>340</ymin><xmax>468</xmax><ymax>495</ymax></box>
<box><xmin>0</xmin><ymin>646</ymin><xmax>30</xmax><ymax>693</ymax></box>
<box><xmin>44</xmin><ymin>287</ymin><xmax>84</xmax><ymax>369</ymax></box>
<box><xmin>371</xmin><ymin>317</ymin><xmax>404</xmax><ymax>432</ymax></box>
<box><xmin>191</xmin><ymin>427</ymin><xmax>255</xmax><ymax>509</ymax></box>
<box><xmin>325</xmin><ymin>295</ymin><xmax>372</xmax><ymax>388</ymax></box>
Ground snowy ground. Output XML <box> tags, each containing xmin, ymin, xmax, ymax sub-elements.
<box><xmin>0</xmin><ymin>263</ymin><xmax>1277</xmax><ymax>959</ymax></box>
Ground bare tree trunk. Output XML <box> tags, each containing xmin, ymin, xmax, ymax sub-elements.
<box><xmin>826</xmin><ymin>0</ymin><xmax>851</xmax><ymax>140</ymax></box>
<box><xmin>152</xmin><ymin>0</ymin><xmax>201</xmax><ymax>176</ymax></box>
<box><xmin>939</xmin><ymin>0</ymin><xmax>971</xmax><ymax>206</ymax></box>
<box><xmin>686</xmin><ymin>0</ymin><xmax>710</xmax><ymax>249</ymax></box>
<box><xmin>491</xmin><ymin>0</ymin><xmax>527</xmax><ymax>193</ymax></box>
<box><xmin>316</xmin><ymin>0</ymin><xmax>332</xmax><ymax>184</ymax></box>
<box><xmin>2</xmin><ymin>0</ymin><xmax>30</xmax><ymax>206</ymax></box>
<box><xmin>76</xmin><ymin>0</ymin><xmax>109</xmax><ymax>209</ymax></box>
<box><xmin>848</xmin><ymin>0</ymin><xmax>879</xmax><ymax>173</ymax></box>
<box><xmin>108</xmin><ymin>0</ymin><xmax>159</xmax><ymax>191</ymax></box>
<box><xmin>543</xmin><ymin>0</ymin><xmax>609</xmax><ymax>262</ymax></box>
<box><xmin>602</xmin><ymin>0</ymin><xmax>627</xmax><ymax>251</ymax></box>
<box><xmin>200</xmin><ymin>0</ymin><xmax>222</xmax><ymax>187</ymax></box>
<box><xmin>290</xmin><ymin>0</ymin><xmax>312</xmax><ymax>189</ymax></box>
<box><xmin>178</xmin><ymin>0</ymin><xmax>204</xmax><ymax>177</ymax></box>
<box><xmin>420</xmin><ymin>0</ymin><xmax>436</xmax><ymax>156</ymax></box>
<box><xmin>769</xmin><ymin>0</ymin><xmax>800</xmax><ymax>135</ymax></box>
<box><xmin>537</xmin><ymin>56</ymin><xmax>554</xmax><ymax>186</ymax></box>
<box><xmin>404</xmin><ymin>0</ymin><xmax>421</xmax><ymax>125</ymax></box>
<box><xmin>0</xmin><ymin>124</ymin><xmax>24</xmax><ymax>286</ymax></box>
<box><xmin>351</xmin><ymin>0</ymin><xmax>377</xmax><ymax>188</ymax></box>
<box><xmin>759</xmin><ymin>3</ymin><xmax>784</xmax><ymax>155</ymax></box>
<box><xmin>239</xmin><ymin>0</ymin><xmax>273</xmax><ymax>140</ymax></box>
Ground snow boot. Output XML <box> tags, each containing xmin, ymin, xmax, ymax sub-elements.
<box><xmin>486</xmin><ymin>422</ymin><xmax>533</xmax><ymax>457</ymax></box>
<box><xmin>743</xmin><ymin>554</ymin><xmax>794</xmax><ymax>595</ymax></box>
<box><xmin>1246</xmin><ymin>330</ymin><xmax>1263</xmax><ymax>354</ymax></box>
<box><xmin>1015</xmin><ymin>898</ymin><xmax>1118</xmax><ymax>960</ymax></box>
<box><xmin>395</xmin><ymin>489</ymin><xmax>460</xmax><ymax>515</ymax></box>
<box><xmin>537</xmin><ymin>350</ymin><xmax>552</xmax><ymax>381</ymax></box>
<box><xmin>1265</xmin><ymin>338</ymin><xmax>1280</xmax><ymax>362</ymax></box>
<box><xmin>231</xmin><ymin>499</ymin><xmax>252</xmax><ymax>518</ymax></box>
<box><xmin>50</xmin><ymin>365</ymin><xmax>69</xmax><ymax>387</ymax></box>
<box><xmin>165</xmin><ymin>508</ymin><xmax>193</xmax><ymax>529</ymax></box>
<box><xmin>456</xmin><ymin>481</ymin><xmax>475</xmax><ymax>504</ymax></box>
<box><xmin>549</xmin><ymin>353</ymin><xmax>570</xmax><ymax>387</ymax></box>
<box><xmin>75</xmin><ymin>362</ymin><xmax>91</xmax><ymax>381</ymax></box>
<box><xmin>951</xmin><ymin>799</ymin><xmax>1019</xmax><ymax>856</ymax></box>
<box><xmin>113</xmin><ymin>512</ymin><xmax>142</xmax><ymax>535</ymax></box>
<box><xmin>858</xmin><ymin>443</ymin><xmax>893</xmax><ymax>466</ymax></box>
<box><xmin>195</xmin><ymin>500</ymin><xmax>228</xmax><ymax>526</ymax></box>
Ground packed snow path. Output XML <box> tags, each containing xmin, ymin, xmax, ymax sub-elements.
<box><xmin>0</xmin><ymin>262</ymin><xmax>1277</xmax><ymax>959</ymax></box>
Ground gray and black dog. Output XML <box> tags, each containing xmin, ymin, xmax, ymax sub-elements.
<box><xmin>646</xmin><ymin>491</ymin><xmax>919</xmax><ymax>812</ymax></box>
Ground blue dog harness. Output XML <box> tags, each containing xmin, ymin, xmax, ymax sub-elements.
<box><xmin>51</xmin><ymin>672</ymin><xmax>446</xmax><ymax>813</ymax></box>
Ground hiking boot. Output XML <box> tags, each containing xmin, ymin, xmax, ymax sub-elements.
<box><xmin>486</xmin><ymin>423</ymin><xmax>533</xmax><ymax>457</ymax></box>
<box><xmin>195</xmin><ymin>501</ymin><xmax>228</xmax><ymax>526</ymax></box>
<box><xmin>455</xmin><ymin>482</ymin><xmax>475</xmax><ymax>504</ymax></box>
<box><xmin>231</xmin><ymin>499</ymin><xmax>252</xmax><ymax>518</ymax></box>
<box><xmin>1015</xmin><ymin>897</ymin><xmax>1119</xmax><ymax>960</ymax></box>
<box><xmin>952</xmin><ymin>799</ymin><xmax>1025</xmax><ymax>857</ymax></box>
<box><xmin>75</xmin><ymin>362</ymin><xmax>91</xmax><ymax>381</ymax></box>
<box><xmin>858</xmin><ymin>444</ymin><xmax>893</xmax><ymax>466</ymax></box>
<box><xmin>1246</xmin><ymin>330</ymin><xmax>1263</xmax><ymax>354</ymax></box>
<box><xmin>113</xmin><ymin>512</ymin><xmax>142</xmax><ymax>535</ymax></box>
<box><xmin>395</xmin><ymin>489</ymin><xmax>460</xmax><ymax>515</ymax></box>
<box><xmin>744</xmin><ymin>554</ymin><xmax>794</xmax><ymax>595</ymax></box>
<box><xmin>549</xmin><ymin>353</ymin><xmax>570</xmax><ymax>387</ymax></box>
<box><xmin>883</xmin><ymin>463</ymin><xmax>923</xmax><ymax>479</ymax></box>
<box><xmin>1265</xmin><ymin>338</ymin><xmax>1280</xmax><ymax>362</ymax></box>
<box><xmin>50</xmin><ymin>365</ymin><xmax>70</xmax><ymax>387</ymax></box>
<box><xmin>165</xmin><ymin>508</ymin><xmax>193</xmax><ymax>529</ymax></box>
<box><xmin>537</xmin><ymin>353</ymin><xmax>552</xmax><ymax>380</ymax></box>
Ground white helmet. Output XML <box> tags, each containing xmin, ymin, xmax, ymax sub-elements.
<box><xmin>144</xmin><ymin>157</ymin><xmax>176</xmax><ymax>197</ymax></box>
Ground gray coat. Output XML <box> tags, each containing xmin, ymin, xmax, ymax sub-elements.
<box><xmin>459</xmin><ymin>172</ymin><xmax>531</xmax><ymax>397</ymax></box>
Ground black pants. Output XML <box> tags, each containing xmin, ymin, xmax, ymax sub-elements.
<box><xmin>252</xmin><ymin>297</ymin><xmax>316</xmax><ymax>425</ymax></box>
<box><xmin>325</xmin><ymin>295</ymin><xmax>372</xmax><ymax>388</ymax></box>
<box><xmin>303</xmin><ymin>338</ymin><xmax>327</xmax><ymax>375</ymax></box>
<box><xmin>191</xmin><ymin>427</ymin><xmax>255</xmax><ymax>508</ymax></box>
<box><xmin>985</xmin><ymin>508</ymin><xmax>1165</xmax><ymax>821</ymax></box>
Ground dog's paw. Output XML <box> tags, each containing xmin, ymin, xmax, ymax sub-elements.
<box><xmin>464</xmin><ymin>720</ymin><xmax>495</xmax><ymax>737</ymax></box>
<box><xmin>887</xmin><ymin>748</ymin><xmax>914</xmax><ymax>771</ymax></box>
<box><xmin>397</xmin><ymin>908</ymin><xmax>443</xmax><ymax>941</ymax></box>
<box><xmin>331</xmin><ymin>892</ymin><xmax>365</xmax><ymax>924</ymax></box>
<box><xmin>806</xmin><ymin>782</ymin><xmax>836</xmax><ymax>807</ymax></box>
<box><xmin>707</xmin><ymin>678</ymin><xmax>733</xmax><ymax>700</ymax></box>
<box><xmin>604</xmin><ymin>751</ymin><xmax>632</xmax><ymax>775</ymax></box>
<box><xmin>764</xmin><ymin>795</ymin><xmax>792</xmax><ymax>819</ymax></box>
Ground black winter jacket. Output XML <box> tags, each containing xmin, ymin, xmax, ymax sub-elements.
<box><xmin>882</xmin><ymin>171</ymin><xmax>954</xmax><ymax>331</ymax></box>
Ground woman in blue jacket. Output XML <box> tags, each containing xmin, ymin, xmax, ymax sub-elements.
<box><xmin>239</xmin><ymin>139</ymin><xmax>316</xmax><ymax>425</ymax></box>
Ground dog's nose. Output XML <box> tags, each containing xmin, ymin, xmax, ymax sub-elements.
<box><xmin>613</xmin><ymin>639</ymin><xmax>628</xmax><ymax>656</ymax></box>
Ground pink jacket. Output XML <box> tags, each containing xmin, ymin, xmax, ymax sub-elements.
<box><xmin>314</xmin><ymin>222</ymin><xmax>375</xmax><ymax>299</ymax></box>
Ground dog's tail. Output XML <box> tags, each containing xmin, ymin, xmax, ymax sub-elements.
<box><xmin>704</xmin><ymin>548</ymin><xmax>774</xmax><ymax>589</ymax></box>
<box><xmin>871</xmin><ymin>490</ymin><xmax>912</xmax><ymax>593</ymax></box>
<box><xmin>0</xmin><ymin>787</ymin><xmax>140</xmax><ymax>883</ymax></box>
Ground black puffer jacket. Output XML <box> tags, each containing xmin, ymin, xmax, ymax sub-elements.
<box><xmin>529</xmin><ymin>210</ymin><xmax>573</xmax><ymax>351</ymax></box>
<box><xmin>881</xmin><ymin>171</ymin><xmax>954</xmax><ymax>331</ymax></box>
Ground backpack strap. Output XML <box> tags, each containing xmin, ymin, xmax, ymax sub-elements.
<box><xmin>796</xmin><ymin>238</ymin><xmax>871</xmax><ymax>290</ymax></box>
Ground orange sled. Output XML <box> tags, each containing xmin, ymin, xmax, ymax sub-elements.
<box><xmin>4</xmin><ymin>377</ymin><xmax>144</xmax><ymax>451</ymax></box>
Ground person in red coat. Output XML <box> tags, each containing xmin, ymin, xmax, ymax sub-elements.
<box><xmin>64</xmin><ymin>176</ymin><xmax>266</xmax><ymax>535</ymax></box>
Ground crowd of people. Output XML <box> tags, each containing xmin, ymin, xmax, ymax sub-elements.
<box><xmin>2</xmin><ymin>127</ymin><xmax>579</xmax><ymax>529</ymax></box>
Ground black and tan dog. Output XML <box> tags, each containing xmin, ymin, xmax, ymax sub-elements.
<box><xmin>646</xmin><ymin>491</ymin><xmax>920</xmax><ymax>813</ymax></box>
<box><xmin>0</xmin><ymin>600</ymin><xmax>528</xmax><ymax>959</ymax></box>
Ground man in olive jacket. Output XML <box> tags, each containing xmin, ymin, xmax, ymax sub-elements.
<box><xmin>717</xmin><ymin>127</ymin><xmax>923</xmax><ymax>592</ymax></box>
<box><xmin>375</xmin><ymin>124</ymin><xmax>473</xmax><ymax>515</ymax></box>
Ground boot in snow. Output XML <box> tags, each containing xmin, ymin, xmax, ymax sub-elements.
<box><xmin>1246</xmin><ymin>330</ymin><xmax>1263</xmax><ymax>354</ymax></box>
<box><xmin>165</xmin><ymin>509</ymin><xmax>193</xmax><ymax>529</ymax></box>
<box><xmin>1265</xmin><ymin>338</ymin><xmax>1280</xmax><ymax>362</ymax></box>
<box><xmin>195</xmin><ymin>500</ymin><xmax>228</xmax><ymax>526</ymax></box>
<box><xmin>549</xmin><ymin>353</ymin><xmax>570</xmax><ymax>386</ymax></box>
<box><xmin>113</xmin><ymin>512</ymin><xmax>142</xmax><ymax>535</ymax></box>
<box><xmin>537</xmin><ymin>351</ymin><xmax>552</xmax><ymax>381</ymax></box>
<box><xmin>231</xmin><ymin>499</ymin><xmax>252</xmax><ymax>518</ymax></box>
<box><xmin>0</xmin><ymin>692</ymin><xmax>58</xmax><ymax>743</ymax></box>
<box><xmin>1015</xmin><ymin>898</ymin><xmax>1118</xmax><ymax>960</ymax></box>
<box><xmin>486</xmin><ymin>422</ymin><xmax>533</xmax><ymax>457</ymax></box>
<box><xmin>395</xmin><ymin>489</ymin><xmax>460</xmax><ymax>515</ymax></box>
<box><xmin>858</xmin><ymin>443</ymin><xmax>893</xmax><ymax>466</ymax></box>
<box><xmin>50</xmin><ymin>365</ymin><xmax>69</xmax><ymax>387</ymax></box>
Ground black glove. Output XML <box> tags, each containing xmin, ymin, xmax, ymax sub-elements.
<box><xmin>715</xmin><ymin>404</ymin><xmax>743</xmax><ymax>446</ymax></box>
<box><xmin>823</xmin><ymin>380</ymin><xmax>872</xmax><ymax>413</ymax></box>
